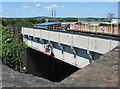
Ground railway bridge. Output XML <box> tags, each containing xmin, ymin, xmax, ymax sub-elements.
<box><xmin>21</xmin><ymin>25</ymin><xmax>119</xmax><ymax>68</ymax></box>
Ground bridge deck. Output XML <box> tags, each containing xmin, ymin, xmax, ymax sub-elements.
<box><xmin>21</xmin><ymin>27</ymin><xmax>119</xmax><ymax>68</ymax></box>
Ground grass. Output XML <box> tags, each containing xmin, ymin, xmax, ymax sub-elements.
<box><xmin>0</xmin><ymin>60</ymin><xmax>2</xmax><ymax>64</ymax></box>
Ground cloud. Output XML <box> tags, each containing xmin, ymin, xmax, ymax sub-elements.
<box><xmin>88</xmin><ymin>8</ymin><xmax>91</xmax><ymax>10</ymax></box>
<box><xmin>36</xmin><ymin>4</ymin><xmax>40</xmax><ymax>7</ymax></box>
<box><xmin>43</xmin><ymin>5</ymin><xmax>58</xmax><ymax>10</ymax></box>
<box><xmin>51</xmin><ymin>5</ymin><xmax>58</xmax><ymax>7</ymax></box>
<box><xmin>107</xmin><ymin>0</ymin><xmax>119</xmax><ymax>2</ymax></box>
<box><xmin>33</xmin><ymin>0</ymin><xmax>38</xmax><ymax>4</ymax></box>
<box><xmin>2</xmin><ymin>0</ymin><xmax>120</xmax><ymax>2</ymax></box>
<box><xmin>22</xmin><ymin>6</ymin><xmax>30</xmax><ymax>8</ymax></box>
<box><xmin>43</xmin><ymin>5</ymin><xmax>65</xmax><ymax>10</ymax></box>
<box><xmin>60</xmin><ymin>6</ymin><xmax>65</xmax><ymax>8</ymax></box>
<box><xmin>9</xmin><ymin>9</ymin><xmax>24</xmax><ymax>11</ymax></box>
<box><xmin>33</xmin><ymin>0</ymin><xmax>38</xmax><ymax>1</ymax></box>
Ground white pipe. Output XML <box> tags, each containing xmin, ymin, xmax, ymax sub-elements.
<box><xmin>58</xmin><ymin>43</ymin><xmax>64</xmax><ymax>59</ymax></box>
<box><xmin>58</xmin><ymin>32</ymin><xmax>64</xmax><ymax>59</ymax></box>
<box><xmin>87</xmin><ymin>50</ymin><xmax>94</xmax><ymax>62</ymax></box>
<box><xmin>71</xmin><ymin>47</ymin><xmax>77</xmax><ymax>65</ymax></box>
<box><xmin>71</xmin><ymin>34</ymin><xmax>77</xmax><ymax>65</ymax></box>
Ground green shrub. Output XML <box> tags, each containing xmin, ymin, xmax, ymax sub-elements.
<box><xmin>1</xmin><ymin>26</ymin><xmax>28</xmax><ymax>71</ymax></box>
<box><xmin>99</xmin><ymin>23</ymin><xmax>117</xmax><ymax>27</ymax></box>
<box><xmin>75</xmin><ymin>22</ymin><xmax>82</xmax><ymax>25</ymax></box>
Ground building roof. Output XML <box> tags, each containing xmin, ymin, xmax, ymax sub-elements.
<box><xmin>35</xmin><ymin>22</ymin><xmax>61</xmax><ymax>26</ymax></box>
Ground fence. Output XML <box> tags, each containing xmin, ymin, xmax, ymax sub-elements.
<box><xmin>70</xmin><ymin>24</ymin><xmax>119</xmax><ymax>35</ymax></box>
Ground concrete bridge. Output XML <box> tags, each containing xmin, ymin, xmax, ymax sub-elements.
<box><xmin>21</xmin><ymin>27</ymin><xmax>119</xmax><ymax>68</ymax></box>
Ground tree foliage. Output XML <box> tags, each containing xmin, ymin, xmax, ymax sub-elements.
<box><xmin>1</xmin><ymin>26</ymin><xmax>28</xmax><ymax>71</ymax></box>
<box><xmin>2</xmin><ymin>18</ymin><xmax>46</xmax><ymax>27</ymax></box>
<box><xmin>99</xmin><ymin>23</ymin><xmax>117</xmax><ymax>27</ymax></box>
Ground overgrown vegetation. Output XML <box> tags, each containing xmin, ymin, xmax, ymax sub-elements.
<box><xmin>75</xmin><ymin>22</ymin><xmax>82</xmax><ymax>25</ymax></box>
<box><xmin>2</xmin><ymin>18</ymin><xmax>79</xmax><ymax>27</ymax></box>
<box><xmin>1</xmin><ymin>26</ymin><xmax>28</xmax><ymax>71</ymax></box>
<box><xmin>2</xmin><ymin>18</ymin><xmax>46</xmax><ymax>27</ymax></box>
<box><xmin>99</xmin><ymin>23</ymin><xmax>117</xmax><ymax>27</ymax></box>
<box><xmin>48</xmin><ymin>18</ymin><xmax>78</xmax><ymax>22</ymax></box>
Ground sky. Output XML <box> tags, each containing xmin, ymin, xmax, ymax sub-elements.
<box><xmin>1</xmin><ymin>0</ymin><xmax>120</xmax><ymax>2</ymax></box>
<box><xmin>1</xmin><ymin>1</ymin><xmax>119</xmax><ymax>18</ymax></box>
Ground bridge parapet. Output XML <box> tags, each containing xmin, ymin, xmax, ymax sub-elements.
<box><xmin>21</xmin><ymin>27</ymin><xmax>119</xmax><ymax>68</ymax></box>
<box><xmin>70</xmin><ymin>24</ymin><xmax>119</xmax><ymax>35</ymax></box>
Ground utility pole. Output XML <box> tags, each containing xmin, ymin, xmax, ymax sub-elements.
<box><xmin>107</xmin><ymin>13</ymin><xmax>115</xmax><ymax>21</ymax></box>
<box><xmin>51</xmin><ymin>10</ymin><xmax>56</xmax><ymax>22</ymax></box>
<box><xmin>51</xmin><ymin>10</ymin><xmax>54</xmax><ymax>18</ymax></box>
<box><xmin>51</xmin><ymin>10</ymin><xmax>56</xmax><ymax>18</ymax></box>
<box><xmin>78</xmin><ymin>18</ymin><xmax>81</xmax><ymax>23</ymax></box>
<box><xmin>54</xmin><ymin>10</ymin><xmax>56</xmax><ymax>18</ymax></box>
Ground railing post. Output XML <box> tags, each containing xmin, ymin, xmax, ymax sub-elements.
<box><xmin>111</xmin><ymin>23</ymin><xmax>112</xmax><ymax>34</ymax></box>
<box><xmin>71</xmin><ymin>34</ymin><xmax>77</xmax><ymax>65</ymax></box>
<box><xmin>87</xmin><ymin>36</ymin><xmax>94</xmax><ymax>63</ymax></box>
<box><xmin>40</xmin><ymin>29</ymin><xmax>42</xmax><ymax>41</ymax></box>
<box><xmin>48</xmin><ymin>30</ymin><xmax>50</xmax><ymax>44</ymax></box>
<box><xmin>85</xmin><ymin>24</ymin><xmax>86</xmax><ymax>31</ymax></box>
<box><xmin>71</xmin><ymin>34</ymin><xmax>73</xmax><ymax>49</ymax></box>
<box><xmin>109</xmin><ymin>39</ymin><xmax>112</xmax><ymax>50</ymax></box>
<box><xmin>58</xmin><ymin>32</ymin><xmax>64</xmax><ymax>59</ymax></box>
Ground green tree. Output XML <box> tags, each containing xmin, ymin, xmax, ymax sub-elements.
<box><xmin>1</xmin><ymin>26</ymin><xmax>28</xmax><ymax>71</ymax></box>
<box><xmin>38</xmin><ymin>19</ymin><xmax>46</xmax><ymax>23</ymax></box>
<box><xmin>13</xmin><ymin>20</ymin><xmax>34</xmax><ymax>27</ymax></box>
<box><xmin>27</xmin><ymin>18</ymin><xmax>37</xmax><ymax>24</ymax></box>
<box><xmin>2</xmin><ymin>20</ymin><xmax>9</xmax><ymax>26</ymax></box>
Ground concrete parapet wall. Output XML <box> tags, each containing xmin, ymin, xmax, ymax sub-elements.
<box><xmin>70</xmin><ymin>24</ymin><xmax>119</xmax><ymax>35</ymax></box>
<box><xmin>22</xmin><ymin>27</ymin><xmax>119</xmax><ymax>54</ymax></box>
